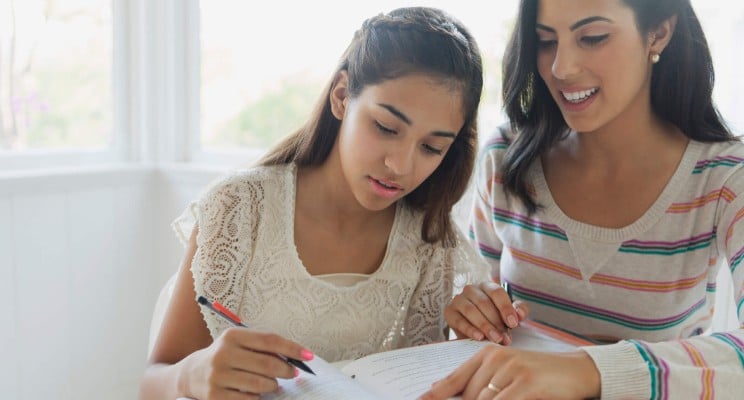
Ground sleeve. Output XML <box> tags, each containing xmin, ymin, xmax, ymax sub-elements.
<box><xmin>400</xmin><ymin>218</ymin><xmax>491</xmax><ymax>347</ymax></box>
<box><xmin>581</xmin><ymin>169</ymin><xmax>744</xmax><ymax>400</ymax></box>
<box><xmin>469</xmin><ymin>141</ymin><xmax>507</xmax><ymax>283</ymax></box>
<box><xmin>172</xmin><ymin>173</ymin><xmax>264</xmax><ymax>339</ymax></box>
<box><xmin>453</xmin><ymin>225</ymin><xmax>493</xmax><ymax>293</ymax></box>
<box><xmin>172</xmin><ymin>201</ymin><xmax>198</xmax><ymax>248</ymax></box>
<box><xmin>399</xmin><ymin>245</ymin><xmax>451</xmax><ymax>348</ymax></box>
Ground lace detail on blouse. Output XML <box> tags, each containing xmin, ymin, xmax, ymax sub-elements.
<box><xmin>173</xmin><ymin>163</ymin><xmax>487</xmax><ymax>362</ymax></box>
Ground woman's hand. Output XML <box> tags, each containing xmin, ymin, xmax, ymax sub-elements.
<box><xmin>180</xmin><ymin>327</ymin><xmax>313</xmax><ymax>399</ymax></box>
<box><xmin>418</xmin><ymin>345</ymin><xmax>601</xmax><ymax>400</ymax></box>
<box><xmin>445</xmin><ymin>282</ymin><xmax>529</xmax><ymax>344</ymax></box>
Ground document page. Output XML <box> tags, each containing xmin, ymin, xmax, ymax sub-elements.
<box><xmin>263</xmin><ymin>356</ymin><xmax>380</xmax><ymax>400</ymax></box>
<box><xmin>340</xmin><ymin>323</ymin><xmax>582</xmax><ymax>400</ymax></box>
<box><xmin>341</xmin><ymin>339</ymin><xmax>488</xmax><ymax>399</ymax></box>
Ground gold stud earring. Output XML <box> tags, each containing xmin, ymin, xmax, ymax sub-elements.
<box><xmin>650</xmin><ymin>53</ymin><xmax>660</xmax><ymax>64</ymax></box>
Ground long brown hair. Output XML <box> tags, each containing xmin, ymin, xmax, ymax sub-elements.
<box><xmin>259</xmin><ymin>7</ymin><xmax>484</xmax><ymax>245</ymax></box>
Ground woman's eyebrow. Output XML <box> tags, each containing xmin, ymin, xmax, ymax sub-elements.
<box><xmin>536</xmin><ymin>16</ymin><xmax>613</xmax><ymax>33</ymax></box>
<box><xmin>378</xmin><ymin>103</ymin><xmax>457</xmax><ymax>139</ymax></box>
<box><xmin>432</xmin><ymin>131</ymin><xmax>456</xmax><ymax>139</ymax></box>
<box><xmin>378</xmin><ymin>103</ymin><xmax>411</xmax><ymax>125</ymax></box>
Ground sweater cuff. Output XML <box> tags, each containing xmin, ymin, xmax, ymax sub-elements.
<box><xmin>581</xmin><ymin>341</ymin><xmax>651</xmax><ymax>400</ymax></box>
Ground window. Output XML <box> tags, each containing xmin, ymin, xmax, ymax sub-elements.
<box><xmin>692</xmin><ymin>1</ymin><xmax>744</xmax><ymax>134</ymax></box>
<box><xmin>0</xmin><ymin>0</ymin><xmax>112</xmax><ymax>152</ymax></box>
<box><xmin>2</xmin><ymin>1</ymin><xmax>741</xmax><ymax>169</ymax></box>
<box><xmin>197</xmin><ymin>1</ymin><xmax>744</xmax><ymax>165</ymax></box>
<box><xmin>197</xmin><ymin>1</ymin><xmax>517</xmax><ymax>162</ymax></box>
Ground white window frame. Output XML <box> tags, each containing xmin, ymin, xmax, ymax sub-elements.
<box><xmin>1</xmin><ymin>1</ymin><xmax>741</xmax><ymax>173</ymax></box>
<box><xmin>0</xmin><ymin>0</ymin><xmax>201</xmax><ymax>172</ymax></box>
<box><xmin>178</xmin><ymin>0</ymin><xmax>266</xmax><ymax>167</ymax></box>
<box><xmin>0</xmin><ymin>0</ymin><xmax>129</xmax><ymax>171</ymax></box>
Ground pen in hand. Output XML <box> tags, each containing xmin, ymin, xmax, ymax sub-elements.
<box><xmin>502</xmin><ymin>280</ymin><xmax>514</xmax><ymax>303</ymax></box>
<box><xmin>197</xmin><ymin>295</ymin><xmax>316</xmax><ymax>375</ymax></box>
<box><xmin>501</xmin><ymin>281</ymin><xmax>516</xmax><ymax>337</ymax></box>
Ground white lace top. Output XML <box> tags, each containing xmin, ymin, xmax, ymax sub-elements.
<box><xmin>173</xmin><ymin>163</ymin><xmax>486</xmax><ymax>362</ymax></box>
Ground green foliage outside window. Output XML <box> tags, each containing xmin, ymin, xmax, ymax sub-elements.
<box><xmin>206</xmin><ymin>77</ymin><xmax>321</xmax><ymax>149</ymax></box>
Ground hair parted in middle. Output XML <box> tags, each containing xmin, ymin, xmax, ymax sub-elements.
<box><xmin>259</xmin><ymin>7</ymin><xmax>484</xmax><ymax>245</ymax></box>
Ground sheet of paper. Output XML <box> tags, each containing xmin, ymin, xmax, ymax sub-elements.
<box><xmin>264</xmin><ymin>356</ymin><xmax>380</xmax><ymax>400</ymax></box>
<box><xmin>340</xmin><ymin>324</ymin><xmax>579</xmax><ymax>400</ymax></box>
<box><xmin>340</xmin><ymin>340</ymin><xmax>487</xmax><ymax>399</ymax></box>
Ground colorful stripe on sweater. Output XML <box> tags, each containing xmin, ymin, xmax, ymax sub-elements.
<box><xmin>509</xmin><ymin>248</ymin><xmax>706</xmax><ymax>292</ymax></box>
<box><xmin>710</xmin><ymin>332</ymin><xmax>744</xmax><ymax>368</ymax></box>
<box><xmin>629</xmin><ymin>340</ymin><xmax>670</xmax><ymax>400</ymax></box>
<box><xmin>692</xmin><ymin>156</ymin><xmax>744</xmax><ymax>174</ymax></box>
<box><xmin>511</xmin><ymin>283</ymin><xmax>705</xmax><ymax>330</ymax></box>
<box><xmin>679</xmin><ymin>341</ymin><xmax>714</xmax><ymax>399</ymax></box>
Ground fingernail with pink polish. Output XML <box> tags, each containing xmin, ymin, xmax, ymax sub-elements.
<box><xmin>294</xmin><ymin>368</ymin><xmax>300</xmax><ymax>378</ymax></box>
<box><xmin>301</xmin><ymin>349</ymin><xmax>314</xmax><ymax>361</ymax></box>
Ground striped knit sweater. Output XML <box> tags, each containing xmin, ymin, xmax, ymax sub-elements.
<box><xmin>470</xmin><ymin>136</ymin><xmax>744</xmax><ymax>399</ymax></box>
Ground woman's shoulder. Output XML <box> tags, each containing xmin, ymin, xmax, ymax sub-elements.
<box><xmin>198</xmin><ymin>163</ymin><xmax>294</xmax><ymax>205</ymax></box>
<box><xmin>697</xmin><ymin>138</ymin><xmax>744</xmax><ymax>158</ymax></box>
<box><xmin>694</xmin><ymin>139</ymin><xmax>744</xmax><ymax>175</ymax></box>
<box><xmin>691</xmin><ymin>139</ymin><xmax>744</xmax><ymax>190</ymax></box>
<box><xmin>476</xmin><ymin>123</ymin><xmax>514</xmax><ymax>164</ymax></box>
<box><xmin>206</xmin><ymin>163</ymin><xmax>292</xmax><ymax>193</ymax></box>
<box><xmin>481</xmin><ymin>123</ymin><xmax>513</xmax><ymax>150</ymax></box>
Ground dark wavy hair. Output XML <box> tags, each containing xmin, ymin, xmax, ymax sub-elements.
<box><xmin>259</xmin><ymin>7</ymin><xmax>484</xmax><ymax>245</ymax></box>
<box><xmin>501</xmin><ymin>0</ymin><xmax>734</xmax><ymax>214</ymax></box>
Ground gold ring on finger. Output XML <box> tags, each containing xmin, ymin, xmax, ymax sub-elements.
<box><xmin>486</xmin><ymin>382</ymin><xmax>501</xmax><ymax>393</ymax></box>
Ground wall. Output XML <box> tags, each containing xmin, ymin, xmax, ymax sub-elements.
<box><xmin>0</xmin><ymin>166</ymin><xmax>219</xmax><ymax>400</ymax></box>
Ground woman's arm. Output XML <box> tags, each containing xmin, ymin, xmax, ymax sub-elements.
<box><xmin>445</xmin><ymin>141</ymin><xmax>528</xmax><ymax>344</ymax></box>
<box><xmin>138</xmin><ymin>228</ymin><xmax>307</xmax><ymax>400</ymax></box>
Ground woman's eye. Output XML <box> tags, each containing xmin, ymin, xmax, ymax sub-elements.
<box><xmin>537</xmin><ymin>39</ymin><xmax>556</xmax><ymax>49</ymax></box>
<box><xmin>374</xmin><ymin>121</ymin><xmax>396</xmax><ymax>135</ymax></box>
<box><xmin>581</xmin><ymin>34</ymin><xmax>609</xmax><ymax>46</ymax></box>
<box><xmin>423</xmin><ymin>144</ymin><xmax>443</xmax><ymax>155</ymax></box>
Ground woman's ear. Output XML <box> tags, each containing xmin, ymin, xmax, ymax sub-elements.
<box><xmin>330</xmin><ymin>70</ymin><xmax>350</xmax><ymax>120</ymax></box>
<box><xmin>648</xmin><ymin>14</ymin><xmax>677</xmax><ymax>60</ymax></box>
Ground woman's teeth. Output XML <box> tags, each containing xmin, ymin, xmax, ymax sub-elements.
<box><xmin>377</xmin><ymin>180</ymin><xmax>396</xmax><ymax>189</ymax></box>
<box><xmin>562</xmin><ymin>88</ymin><xmax>598</xmax><ymax>103</ymax></box>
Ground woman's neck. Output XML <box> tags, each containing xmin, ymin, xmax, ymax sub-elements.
<box><xmin>565</xmin><ymin>102</ymin><xmax>687</xmax><ymax>174</ymax></box>
<box><xmin>296</xmin><ymin>160</ymin><xmax>394</xmax><ymax>234</ymax></box>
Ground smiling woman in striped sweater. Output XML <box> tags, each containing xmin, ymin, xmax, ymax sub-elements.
<box><xmin>420</xmin><ymin>0</ymin><xmax>744</xmax><ymax>399</ymax></box>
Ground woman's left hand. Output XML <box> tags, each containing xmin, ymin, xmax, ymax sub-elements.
<box><xmin>418</xmin><ymin>345</ymin><xmax>601</xmax><ymax>400</ymax></box>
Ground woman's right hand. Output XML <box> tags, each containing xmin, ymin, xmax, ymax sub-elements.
<box><xmin>181</xmin><ymin>327</ymin><xmax>314</xmax><ymax>399</ymax></box>
<box><xmin>445</xmin><ymin>282</ymin><xmax>529</xmax><ymax>345</ymax></box>
<box><xmin>140</xmin><ymin>226</ymin><xmax>315</xmax><ymax>400</ymax></box>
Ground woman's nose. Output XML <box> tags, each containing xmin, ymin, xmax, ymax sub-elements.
<box><xmin>551</xmin><ymin>42</ymin><xmax>582</xmax><ymax>80</ymax></box>
<box><xmin>384</xmin><ymin>144</ymin><xmax>415</xmax><ymax>176</ymax></box>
